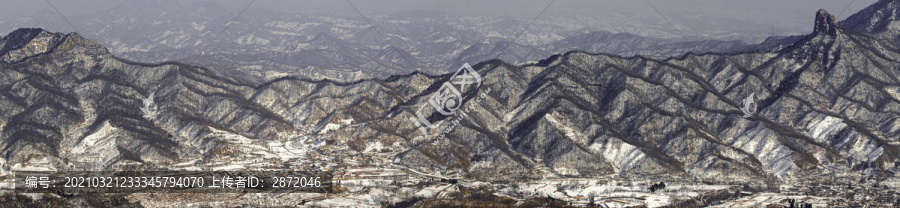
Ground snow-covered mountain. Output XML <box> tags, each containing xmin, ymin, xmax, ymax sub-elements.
<box><xmin>3</xmin><ymin>5</ymin><xmax>900</xmax><ymax>183</ymax></box>
<box><xmin>1</xmin><ymin>0</ymin><xmax>799</xmax><ymax>83</ymax></box>
<box><xmin>3</xmin><ymin>0</ymin><xmax>900</xmax><ymax>207</ymax></box>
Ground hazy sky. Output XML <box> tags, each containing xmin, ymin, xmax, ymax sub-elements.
<box><xmin>0</xmin><ymin>0</ymin><xmax>881</xmax><ymax>37</ymax></box>
<box><xmin>0</xmin><ymin>0</ymin><xmax>878</xmax><ymax>17</ymax></box>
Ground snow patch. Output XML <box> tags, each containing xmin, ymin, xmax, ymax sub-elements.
<box><xmin>69</xmin><ymin>121</ymin><xmax>120</xmax><ymax>165</ymax></box>
<box><xmin>364</xmin><ymin>141</ymin><xmax>385</xmax><ymax>153</ymax></box>
<box><xmin>318</xmin><ymin>123</ymin><xmax>341</xmax><ymax>134</ymax></box>
<box><xmin>191</xmin><ymin>22</ymin><xmax>206</xmax><ymax>31</ymax></box>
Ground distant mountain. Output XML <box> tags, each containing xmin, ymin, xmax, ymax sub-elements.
<box><xmin>840</xmin><ymin>0</ymin><xmax>900</xmax><ymax>45</ymax></box>
<box><xmin>550</xmin><ymin>30</ymin><xmax>792</xmax><ymax>57</ymax></box>
<box><xmin>1</xmin><ymin>0</ymin><xmax>796</xmax><ymax>83</ymax></box>
<box><xmin>3</xmin><ymin>4</ymin><xmax>899</xmax><ymax>189</ymax></box>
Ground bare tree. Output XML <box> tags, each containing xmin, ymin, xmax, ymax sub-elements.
<box><xmin>586</xmin><ymin>191</ymin><xmax>597</xmax><ymax>206</ymax></box>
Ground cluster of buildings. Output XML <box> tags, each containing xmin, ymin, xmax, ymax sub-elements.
<box><xmin>234</xmin><ymin>140</ymin><xmax>405</xmax><ymax>183</ymax></box>
<box><xmin>780</xmin><ymin>183</ymin><xmax>899</xmax><ymax>207</ymax></box>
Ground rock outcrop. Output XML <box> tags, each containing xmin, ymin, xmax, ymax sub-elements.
<box><xmin>815</xmin><ymin>9</ymin><xmax>838</xmax><ymax>36</ymax></box>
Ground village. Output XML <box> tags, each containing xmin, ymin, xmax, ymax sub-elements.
<box><xmin>140</xmin><ymin>129</ymin><xmax>900</xmax><ymax>207</ymax></box>
<box><xmin>2</xmin><ymin>126</ymin><xmax>898</xmax><ymax>207</ymax></box>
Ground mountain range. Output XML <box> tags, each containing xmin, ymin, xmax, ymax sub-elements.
<box><xmin>2</xmin><ymin>0</ymin><xmax>900</xmax><ymax>192</ymax></box>
<box><xmin>1</xmin><ymin>0</ymin><xmax>807</xmax><ymax>83</ymax></box>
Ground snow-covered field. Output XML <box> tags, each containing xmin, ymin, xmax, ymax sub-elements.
<box><xmin>709</xmin><ymin>193</ymin><xmax>832</xmax><ymax>208</ymax></box>
<box><xmin>494</xmin><ymin>178</ymin><xmax>734</xmax><ymax>207</ymax></box>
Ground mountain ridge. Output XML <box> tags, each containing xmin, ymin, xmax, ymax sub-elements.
<box><xmin>1</xmin><ymin>5</ymin><xmax>899</xmax><ymax>191</ymax></box>
<box><xmin>1</xmin><ymin>0</ymin><xmax>811</xmax><ymax>83</ymax></box>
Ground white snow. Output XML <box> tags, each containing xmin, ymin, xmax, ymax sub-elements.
<box><xmin>212</xmin><ymin>164</ymin><xmax>247</xmax><ymax>171</ymax></box>
<box><xmin>69</xmin><ymin>121</ymin><xmax>120</xmax><ymax>164</ymax></box>
<box><xmin>206</xmin><ymin>127</ymin><xmax>304</xmax><ymax>162</ymax></box>
<box><xmin>589</xmin><ymin>138</ymin><xmax>645</xmax><ymax>174</ymax></box>
<box><xmin>885</xmin><ymin>86</ymin><xmax>900</xmax><ymax>101</ymax></box>
<box><xmin>709</xmin><ymin>193</ymin><xmax>832</xmax><ymax>208</ymax></box>
<box><xmin>317</xmin><ymin>119</ymin><xmax>352</xmax><ymax>134</ymax></box>
<box><xmin>807</xmin><ymin>115</ymin><xmax>844</xmax><ymax>142</ymax></box>
<box><xmin>415</xmin><ymin>184</ymin><xmax>457</xmax><ymax>198</ymax></box>
<box><xmin>364</xmin><ymin>141</ymin><xmax>385</xmax><ymax>153</ymax></box>
<box><xmin>191</xmin><ymin>21</ymin><xmax>206</xmax><ymax>31</ymax></box>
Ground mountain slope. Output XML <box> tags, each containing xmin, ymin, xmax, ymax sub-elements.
<box><xmin>0</xmin><ymin>28</ymin><xmax>295</xmax><ymax>170</ymax></box>
<box><xmin>1</xmin><ymin>8</ymin><xmax>898</xmax><ymax>190</ymax></box>
<box><xmin>841</xmin><ymin>0</ymin><xmax>900</xmax><ymax>45</ymax></box>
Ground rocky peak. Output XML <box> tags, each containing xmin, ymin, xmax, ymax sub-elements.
<box><xmin>0</xmin><ymin>28</ymin><xmax>103</xmax><ymax>63</ymax></box>
<box><xmin>814</xmin><ymin>9</ymin><xmax>838</xmax><ymax>36</ymax></box>
<box><xmin>1</xmin><ymin>28</ymin><xmax>65</xmax><ymax>63</ymax></box>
